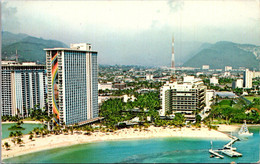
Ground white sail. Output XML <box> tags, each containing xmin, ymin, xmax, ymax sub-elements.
<box><xmin>238</xmin><ymin>121</ymin><xmax>253</xmax><ymax>136</ymax></box>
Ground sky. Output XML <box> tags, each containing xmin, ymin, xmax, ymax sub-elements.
<box><xmin>2</xmin><ymin>0</ymin><xmax>260</xmax><ymax>66</ymax></box>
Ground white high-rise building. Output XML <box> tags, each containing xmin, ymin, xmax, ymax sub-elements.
<box><xmin>244</xmin><ymin>69</ymin><xmax>253</xmax><ymax>88</ymax></box>
<box><xmin>160</xmin><ymin>80</ymin><xmax>206</xmax><ymax>121</ymax></box>
<box><xmin>45</xmin><ymin>43</ymin><xmax>98</xmax><ymax>125</ymax></box>
<box><xmin>243</xmin><ymin>69</ymin><xmax>260</xmax><ymax>88</ymax></box>
<box><xmin>1</xmin><ymin>61</ymin><xmax>47</xmax><ymax>116</ymax></box>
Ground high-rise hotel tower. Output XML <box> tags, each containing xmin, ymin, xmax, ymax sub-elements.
<box><xmin>45</xmin><ymin>43</ymin><xmax>98</xmax><ymax>125</ymax></box>
<box><xmin>1</xmin><ymin>61</ymin><xmax>47</xmax><ymax>117</ymax></box>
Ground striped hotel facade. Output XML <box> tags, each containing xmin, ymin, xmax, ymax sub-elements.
<box><xmin>45</xmin><ymin>43</ymin><xmax>98</xmax><ymax>125</ymax></box>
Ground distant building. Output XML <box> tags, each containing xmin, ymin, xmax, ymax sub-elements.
<box><xmin>146</xmin><ymin>74</ymin><xmax>154</xmax><ymax>81</ymax></box>
<box><xmin>202</xmin><ymin>65</ymin><xmax>209</xmax><ymax>70</ymax></box>
<box><xmin>113</xmin><ymin>83</ymin><xmax>126</xmax><ymax>90</ymax></box>
<box><xmin>183</xmin><ymin>76</ymin><xmax>195</xmax><ymax>83</ymax></box>
<box><xmin>232</xmin><ymin>79</ymin><xmax>243</xmax><ymax>89</ymax></box>
<box><xmin>225</xmin><ymin>66</ymin><xmax>232</xmax><ymax>71</ymax></box>
<box><xmin>201</xmin><ymin>90</ymin><xmax>215</xmax><ymax>116</ymax></box>
<box><xmin>1</xmin><ymin>61</ymin><xmax>46</xmax><ymax>116</ymax></box>
<box><xmin>196</xmin><ymin>72</ymin><xmax>203</xmax><ymax>76</ymax></box>
<box><xmin>98</xmin><ymin>82</ymin><xmax>113</xmax><ymax>90</ymax></box>
<box><xmin>210</xmin><ymin>76</ymin><xmax>219</xmax><ymax>85</ymax></box>
<box><xmin>205</xmin><ymin>90</ymin><xmax>215</xmax><ymax>107</ymax></box>
<box><xmin>243</xmin><ymin>69</ymin><xmax>260</xmax><ymax>88</ymax></box>
<box><xmin>160</xmin><ymin>80</ymin><xmax>206</xmax><ymax>121</ymax></box>
<box><xmin>123</xmin><ymin>95</ymin><xmax>136</xmax><ymax>103</ymax></box>
<box><xmin>215</xmin><ymin>92</ymin><xmax>237</xmax><ymax>98</ymax></box>
<box><xmin>224</xmin><ymin>72</ymin><xmax>231</xmax><ymax>77</ymax></box>
<box><xmin>215</xmin><ymin>69</ymin><xmax>223</xmax><ymax>72</ymax></box>
<box><xmin>45</xmin><ymin>43</ymin><xmax>98</xmax><ymax>125</ymax></box>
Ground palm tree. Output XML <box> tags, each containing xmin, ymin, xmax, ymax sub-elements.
<box><xmin>9</xmin><ymin>131</ymin><xmax>14</xmax><ymax>138</ymax></box>
<box><xmin>29</xmin><ymin>134</ymin><xmax>33</xmax><ymax>140</ymax></box>
<box><xmin>33</xmin><ymin>127</ymin><xmax>39</xmax><ymax>137</ymax></box>
<box><xmin>16</xmin><ymin>138</ymin><xmax>23</xmax><ymax>146</ymax></box>
<box><xmin>15</xmin><ymin>131</ymin><xmax>23</xmax><ymax>138</ymax></box>
<box><xmin>69</xmin><ymin>126</ymin><xmax>74</xmax><ymax>135</ymax></box>
<box><xmin>4</xmin><ymin>142</ymin><xmax>10</xmax><ymax>150</ymax></box>
<box><xmin>39</xmin><ymin>128</ymin><xmax>44</xmax><ymax>137</ymax></box>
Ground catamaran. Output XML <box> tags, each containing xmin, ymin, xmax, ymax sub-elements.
<box><xmin>238</xmin><ymin>121</ymin><xmax>253</xmax><ymax>136</ymax></box>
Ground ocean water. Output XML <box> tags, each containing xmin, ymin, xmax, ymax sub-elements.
<box><xmin>2</xmin><ymin>123</ymin><xmax>43</xmax><ymax>139</ymax></box>
<box><xmin>3</xmin><ymin>127</ymin><xmax>260</xmax><ymax>163</ymax></box>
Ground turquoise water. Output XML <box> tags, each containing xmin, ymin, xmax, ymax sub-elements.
<box><xmin>3</xmin><ymin>127</ymin><xmax>260</xmax><ymax>163</ymax></box>
<box><xmin>2</xmin><ymin>123</ymin><xmax>43</xmax><ymax>139</ymax></box>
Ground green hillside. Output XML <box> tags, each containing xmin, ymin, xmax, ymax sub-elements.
<box><xmin>2</xmin><ymin>31</ymin><xmax>30</xmax><ymax>47</ymax></box>
<box><xmin>183</xmin><ymin>41</ymin><xmax>260</xmax><ymax>69</ymax></box>
<box><xmin>2</xmin><ymin>31</ymin><xmax>68</xmax><ymax>63</ymax></box>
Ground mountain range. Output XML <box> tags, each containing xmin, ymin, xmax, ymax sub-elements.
<box><xmin>2</xmin><ymin>31</ymin><xmax>260</xmax><ymax>69</ymax></box>
<box><xmin>182</xmin><ymin>41</ymin><xmax>260</xmax><ymax>70</ymax></box>
<box><xmin>2</xmin><ymin>31</ymin><xmax>68</xmax><ymax>63</ymax></box>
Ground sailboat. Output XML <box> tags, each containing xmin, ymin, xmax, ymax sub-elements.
<box><xmin>238</xmin><ymin>121</ymin><xmax>253</xmax><ymax>136</ymax></box>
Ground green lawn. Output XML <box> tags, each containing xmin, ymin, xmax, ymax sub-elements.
<box><xmin>219</xmin><ymin>99</ymin><xmax>232</xmax><ymax>106</ymax></box>
<box><xmin>244</xmin><ymin>96</ymin><xmax>260</xmax><ymax>102</ymax></box>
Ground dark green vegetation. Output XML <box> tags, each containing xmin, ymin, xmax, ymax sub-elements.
<box><xmin>100</xmin><ymin>92</ymin><xmax>160</xmax><ymax>128</ymax></box>
<box><xmin>99</xmin><ymin>81</ymin><xmax>164</xmax><ymax>96</ymax></box>
<box><xmin>2</xmin><ymin>31</ymin><xmax>68</xmax><ymax>63</ymax></box>
<box><xmin>2</xmin><ymin>115</ymin><xmax>21</xmax><ymax>122</ymax></box>
<box><xmin>183</xmin><ymin>41</ymin><xmax>260</xmax><ymax>69</ymax></box>
<box><xmin>205</xmin><ymin>98</ymin><xmax>260</xmax><ymax>124</ymax></box>
<box><xmin>1</xmin><ymin>108</ymin><xmax>52</xmax><ymax>123</ymax></box>
<box><xmin>202</xmin><ymin>77</ymin><xmax>233</xmax><ymax>92</ymax></box>
<box><xmin>100</xmin><ymin>92</ymin><xmax>192</xmax><ymax>129</ymax></box>
<box><xmin>9</xmin><ymin>131</ymin><xmax>24</xmax><ymax>146</ymax></box>
<box><xmin>8</xmin><ymin>121</ymin><xmax>25</xmax><ymax>131</ymax></box>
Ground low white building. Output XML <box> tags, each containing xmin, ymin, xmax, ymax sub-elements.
<box><xmin>232</xmin><ymin>79</ymin><xmax>243</xmax><ymax>89</ymax></box>
<box><xmin>224</xmin><ymin>72</ymin><xmax>231</xmax><ymax>77</ymax></box>
<box><xmin>202</xmin><ymin>65</ymin><xmax>209</xmax><ymax>70</ymax></box>
<box><xmin>98</xmin><ymin>82</ymin><xmax>113</xmax><ymax>90</ymax></box>
<box><xmin>225</xmin><ymin>66</ymin><xmax>232</xmax><ymax>71</ymax></box>
<box><xmin>210</xmin><ymin>76</ymin><xmax>219</xmax><ymax>85</ymax></box>
<box><xmin>196</xmin><ymin>72</ymin><xmax>203</xmax><ymax>76</ymax></box>
<box><xmin>216</xmin><ymin>69</ymin><xmax>223</xmax><ymax>72</ymax></box>
<box><xmin>123</xmin><ymin>95</ymin><xmax>136</xmax><ymax>103</ymax></box>
<box><xmin>146</xmin><ymin>74</ymin><xmax>154</xmax><ymax>80</ymax></box>
<box><xmin>183</xmin><ymin>76</ymin><xmax>194</xmax><ymax>83</ymax></box>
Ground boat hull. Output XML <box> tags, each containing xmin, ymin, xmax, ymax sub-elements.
<box><xmin>238</xmin><ymin>132</ymin><xmax>253</xmax><ymax>136</ymax></box>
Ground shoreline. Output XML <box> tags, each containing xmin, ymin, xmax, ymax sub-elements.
<box><xmin>2</xmin><ymin>121</ymin><xmax>42</xmax><ymax>124</ymax></box>
<box><xmin>2</xmin><ymin>126</ymin><xmax>231</xmax><ymax>160</ymax></box>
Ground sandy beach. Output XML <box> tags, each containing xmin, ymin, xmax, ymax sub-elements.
<box><xmin>2</xmin><ymin>121</ymin><xmax>42</xmax><ymax>124</ymax></box>
<box><xmin>2</xmin><ymin>125</ymin><xmax>231</xmax><ymax>160</ymax></box>
<box><xmin>216</xmin><ymin>124</ymin><xmax>240</xmax><ymax>132</ymax></box>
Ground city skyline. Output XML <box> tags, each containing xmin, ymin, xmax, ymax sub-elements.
<box><xmin>2</xmin><ymin>0</ymin><xmax>260</xmax><ymax>66</ymax></box>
